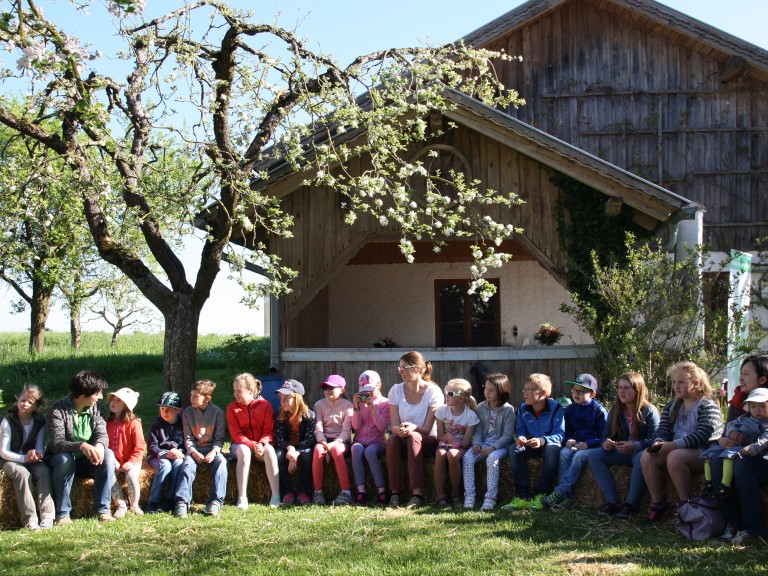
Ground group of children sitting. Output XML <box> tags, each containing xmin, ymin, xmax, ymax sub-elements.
<box><xmin>1</xmin><ymin>354</ymin><xmax>767</xmax><ymax>545</ymax></box>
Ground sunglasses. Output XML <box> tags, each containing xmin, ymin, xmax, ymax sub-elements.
<box><xmin>397</xmin><ymin>365</ymin><xmax>417</xmax><ymax>372</ymax></box>
<box><xmin>445</xmin><ymin>391</ymin><xmax>464</xmax><ymax>398</ymax></box>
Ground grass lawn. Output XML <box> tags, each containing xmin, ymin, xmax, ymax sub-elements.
<box><xmin>0</xmin><ymin>333</ymin><xmax>766</xmax><ymax>574</ymax></box>
<box><xmin>0</xmin><ymin>504</ymin><xmax>765</xmax><ymax>576</ymax></box>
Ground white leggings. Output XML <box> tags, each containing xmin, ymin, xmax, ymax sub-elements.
<box><xmin>462</xmin><ymin>443</ymin><xmax>509</xmax><ymax>501</ymax></box>
<box><xmin>112</xmin><ymin>465</ymin><xmax>141</xmax><ymax>505</ymax></box>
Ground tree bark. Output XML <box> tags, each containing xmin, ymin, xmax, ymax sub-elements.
<box><xmin>29</xmin><ymin>283</ymin><xmax>52</xmax><ymax>355</ymax></box>
<box><xmin>162</xmin><ymin>293</ymin><xmax>202</xmax><ymax>404</ymax></box>
<box><xmin>70</xmin><ymin>299</ymin><xmax>82</xmax><ymax>350</ymax></box>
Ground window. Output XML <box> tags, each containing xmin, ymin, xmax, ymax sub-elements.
<box><xmin>435</xmin><ymin>279</ymin><xmax>500</xmax><ymax>347</ymax></box>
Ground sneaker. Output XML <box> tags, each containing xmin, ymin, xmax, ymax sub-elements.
<box><xmin>312</xmin><ymin>491</ymin><xmax>326</xmax><ymax>505</ymax></box>
<box><xmin>282</xmin><ymin>493</ymin><xmax>295</xmax><ymax>506</ymax></box>
<box><xmin>501</xmin><ymin>496</ymin><xmax>532</xmax><ymax>511</ymax></box>
<box><xmin>436</xmin><ymin>498</ymin><xmax>450</xmax><ymax>510</ymax></box>
<box><xmin>174</xmin><ymin>502</ymin><xmax>188</xmax><ymax>518</ymax></box>
<box><xmin>97</xmin><ymin>513</ymin><xmax>116</xmax><ymax>522</ymax></box>
<box><xmin>541</xmin><ymin>490</ymin><xmax>565</xmax><ymax>508</ymax></box>
<box><xmin>354</xmin><ymin>491</ymin><xmax>369</xmax><ymax>506</ymax></box>
<box><xmin>236</xmin><ymin>497</ymin><xmax>249</xmax><ymax>511</ymax></box>
<box><xmin>145</xmin><ymin>501</ymin><xmax>161</xmax><ymax>514</ymax></box>
<box><xmin>528</xmin><ymin>494</ymin><xmax>546</xmax><ymax>511</ymax></box>
<box><xmin>376</xmin><ymin>491</ymin><xmax>389</xmax><ymax>507</ymax></box>
<box><xmin>615</xmin><ymin>502</ymin><xmax>638</xmax><ymax>520</ymax></box>
<box><xmin>203</xmin><ymin>501</ymin><xmax>221</xmax><ymax>516</ymax></box>
<box><xmin>406</xmin><ymin>495</ymin><xmax>424</xmax><ymax>509</ymax></box>
<box><xmin>24</xmin><ymin>522</ymin><xmax>41</xmax><ymax>531</ymax></box>
<box><xmin>714</xmin><ymin>483</ymin><xmax>733</xmax><ymax>501</ymax></box>
<box><xmin>464</xmin><ymin>496</ymin><xmax>476</xmax><ymax>509</ymax></box>
<box><xmin>648</xmin><ymin>500</ymin><xmax>670</xmax><ymax>523</ymax></box>
<box><xmin>39</xmin><ymin>518</ymin><xmax>54</xmax><ymax>530</ymax></box>
<box><xmin>720</xmin><ymin>523</ymin><xmax>738</xmax><ymax>541</ymax></box>
<box><xmin>333</xmin><ymin>490</ymin><xmax>353</xmax><ymax>506</ymax></box>
<box><xmin>296</xmin><ymin>493</ymin><xmax>311</xmax><ymax>506</ymax></box>
<box><xmin>113</xmin><ymin>504</ymin><xmax>127</xmax><ymax>519</ymax></box>
<box><xmin>129</xmin><ymin>505</ymin><xmax>144</xmax><ymax>516</ymax></box>
<box><xmin>481</xmin><ymin>497</ymin><xmax>496</xmax><ymax>511</ymax></box>
<box><xmin>732</xmin><ymin>530</ymin><xmax>762</xmax><ymax>544</ymax></box>
<box><xmin>388</xmin><ymin>493</ymin><xmax>401</xmax><ymax>508</ymax></box>
<box><xmin>269</xmin><ymin>494</ymin><xmax>281</xmax><ymax>509</ymax></box>
<box><xmin>597</xmin><ymin>502</ymin><xmax>622</xmax><ymax>516</ymax></box>
<box><xmin>54</xmin><ymin>516</ymin><xmax>72</xmax><ymax>526</ymax></box>
<box><xmin>701</xmin><ymin>479</ymin><xmax>714</xmax><ymax>498</ymax></box>
<box><xmin>451</xmin><ymin>497</ymin><xmax>463</xmax><ymax>510</ymax></box>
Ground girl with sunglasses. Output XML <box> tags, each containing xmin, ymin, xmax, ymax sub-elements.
<box><xmin>433</xmin><ymin>378</ymin><xmax>479</xmax><ymax>509</ymax></box>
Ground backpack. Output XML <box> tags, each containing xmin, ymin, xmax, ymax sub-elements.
<box><xmin>675</xmin><ymin>495</ymin><xmax>725</xmax><ymax>540</ymax></box>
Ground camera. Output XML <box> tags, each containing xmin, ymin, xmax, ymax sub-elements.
<box><xmin>359</xmin><ymin>393</ymin><xmax>370</xmax><ymax>402</ymax></box>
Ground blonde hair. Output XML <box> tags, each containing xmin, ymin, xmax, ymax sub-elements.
<box><xmin>445</xmin><ymin>378</ymin><xmax>478</xmax><ymax>411</ymax></box>
<box><xmin>16</xmin><ymin>384</ymin><xmax>46</xmax><ymax>408</ymax></box>
<box><xmin>667</xmin><ymin>361</ymin><xmax>713</xmax><ymax>424</ymax></box>
<box><xmin>278</xmin><ymin>393</ymin><xmax>309</xmax><ymax>427</ymax></box>
<box><xmin>609</xmin><ymin>372</ymin><xmax>652</xmax><ymax>439</ymax></box>
<box><xmin>233</xmin><ymin>373</ymin><xmax>262</xmax><ymax>395</ymax></box>
<box><xmin>526</xmin><ymin>373</ymin><xmax>552</xmax><ymax>396</ymax></box>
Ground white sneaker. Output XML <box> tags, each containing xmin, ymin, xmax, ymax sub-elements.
<box><xmin>464</xmin><ymin>496</ymin><xmax>475</xmax><ymax>509</ymax></box>
<box><xmin>481</xmin><ymin>497</ymin><xmax>496</xmax><ymax>511</ymax></box>
<box><xmin>236</xmin><ymin>497</ymin><xmax>249</xmax><ymax>511</ymax></box>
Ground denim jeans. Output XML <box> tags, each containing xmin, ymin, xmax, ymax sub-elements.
<box><xmin>508</xmin><ymin>443</ymin><xmax>560</xmax><ymax>499</ymax></box>
<box><xmin>148</xmin><ymin>457</ymin><xmax>183</xmax><ymax>507</ymax></box>
<box><xmin>175</xmin><ymin>449</ymin><xmax>227</xmax><ymax>506</ymax></box>
<box><xmin>587</xmin><ymin>447</ymin><xmax>645</xmax><ymax>506</ymax></box>
<box><xmin>555</xmin><ymin>447</ymin><xmax>595</xmax><ymax>497</ymax></box>
<box><xmin>732</xmin><ymin>455</ymin><xmax>768</xmax><ymax>536</ymax></box>
<box><xmin>49</xmin><ymin>448</ymin><xmax>115</xmax><ymax>519</ymax></box>
<box><xmin>276</xmin><ymin>447</ymin><xmax>313</xmax><ymax>497</ymax></box>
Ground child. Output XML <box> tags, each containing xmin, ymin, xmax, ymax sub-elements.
<box><xmin>274</xmin><ymin>379</ymin><xmax>316</xmax><ymax>505</ymax></box>
<box><xmin>640</xmin><ymin>361</ymin><xmax>723</xmax><ymax>521</ymax></box>
<box><xmin>701</xmin><ymin>387</ymin><xmax>768</xmax><ymax>502</ymax></box>
<box><xmin>146</xmin><ymin>391</ymin><xmax>185</xmax><ymax>513</ymax></box>
<box><xmin>0</xmin><ymin>384</ymin><xmax>55</xmax><ymax>529</ymax></box>
<box><xmin>174</xmin><ymin>379</ymin><xmax>227</xmax><ymax>518</ymax></box>
<box><xmin>351</xmin><ymin>370</ymin><xmax>390</xmax><ymax>506</ymax></box>
<box><xmin>542</xmin><ymin>374</ymin><xmax>608</xmax><ymax>510</ymax></box>
<box><xmin>227</xmin><ymin>373</ymin><xmax>280</xmax><ymax>510</ymax></box>
<box><xmin>725</xmin><ymin>355</ymin><xmax>768</xmax><ymax>423</ymax></box>
<box><xmin>107</xmin><ymin>387</ymin><xmax>146</xmax><ymax>517</ymax></box>
<box><xmin>587</xmin><ymin>372</ymin><xmax>660</xmax><ymax>519</ymax></box>
<box><xmin>434</xmin><ymin>378</ymin><xmax>479</xmax><ymax>509</ymax></box>
<box><xmin>312</xmin><ymin>374</ymin><xmax>355</xmax><ymax>505</ymax></box>
<box><xmin>462</xmin><ymin>372</ymin><xmax>516</xmax><ymax>511</ymax></box>
<box><xmin>46</xmin><ymin>370</ymin><xmax>116</xmax><ymax>524</ymax></box>
<box><xmin>502</xmin><ymin>373</ymin><xmax>565</xmax><ymax>510</ymax></box>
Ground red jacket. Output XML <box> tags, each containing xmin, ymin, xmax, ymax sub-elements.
<box><xmin>226</xmin><ymin>396</ymin><xmax>275</xmax><ymax>448</ymax></box>
<box><xmin>106</xmin><ymin>418</ymin><xmax>146</xmax><ymax>467</ymax></box>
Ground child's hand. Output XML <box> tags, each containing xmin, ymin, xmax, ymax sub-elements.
<box><xmin>443</xmin><ymin>433</ymin><xmax>455</xmax><ymax>444</ymax></box>
<box><xmin>472</xmin><ymin>444</ymin><xmax>482</xmax><ymax>454</ymax></box>
<box><xmin>739</xmin><ymin>447</ymin><xmax>750</xmax><ymax>457</ymax></box>
<box><xmin>480</xmin><ymin>445</ymin><xmax>495</xmax><ymax>456</ymax></box>
<box><xmin>24</xmin><ymin>449</ymin><xmax>41</xmax><ymax>463</ymax></box>
<box><xmin>192</xmin><ymin>451</ymin><xmax>205</xmax><ymax>464</ymax></box>
<box><xmin>122</xmin><ymin>462</ymin><xmax>133</xmax><ymax>473</ymax></box>
<box><xmin>253</xmin><ymin>443</ymin><xmax>265</xmax><ymax>458</ymax></box>
<box><xmin>527</xmin><ymin>437</ymin><xmax>543</xmax><ymax>449</ymax></box>
<box><xmin>565</xmin><ymin>439</ymin><xmax>577</xmax><ymax>449</ymax></box>
<box><xmin>728</xmin><ymin>430</ymin><xmax>744</xmax><ymax>443</ymax></box>
<box><xmin>204</xmin><ymin>451</ymin><xmax>217</xmax><ymax>464</ymax></box>
<box><xmin>615</xmin><ymin>441</ymin><xmax>635</xmax><ymax>454</ymax></box>
<box><xmin>719</xmin><ymin>436</ymin><xmax>739</xmax><ymax>448</ymax></box>
<box><xmin>575</xmin><ymin>441</ymin><xmax>588</xmax><ymax>450</ymax></box>
<box><xmin>603</xmin><ymin>438</ymin><xmax>616</xmax><ymax>451</ymax></box>
<box><xmin>516</xmin><ymin>436</ymin><xmax>527</xmax><ymax>448</ymax></box>
<box><xmin>167</xmin><ymin>449</ymin><xmax>183</xmax><ymax>460</ymax></box>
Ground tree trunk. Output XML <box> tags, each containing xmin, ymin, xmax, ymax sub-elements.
<box><xmin>111</xmin><ymin>320</ymin><xmax>122</xmax><ymax>347</ymax></box>
<box><xmin>29</xmin><ymin>283</ymin><xmax>52</xmax><ymax>355</ymax></box>
<box><xmin>70</xmin><ymin>299</ymin><xmax>82</xmax><ymax>350</ymax></box>
<box><xmin>162</xmin><ymin>293</ymin><xmax>202</xmax><ymax>404</ymax></box>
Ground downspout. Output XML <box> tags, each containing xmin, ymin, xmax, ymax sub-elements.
<box><xmin>270</xmin><ymin>293</ymin><xmax>281</xmax><ymax>371</ymax></box>
<box><xmin>672</xmin><ymin>205</ymin><xmax>707</xmax><ymax>343</ymax></box>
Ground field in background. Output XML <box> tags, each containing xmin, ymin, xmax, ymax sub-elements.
<box><xmin>0</xmin><ymin>332</ymin><xmax>270</xmax><ymax>423</ymax></box>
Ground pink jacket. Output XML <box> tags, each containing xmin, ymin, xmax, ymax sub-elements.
<box><xmin>351</xmin><ymin>396</ymin><xmax>390</xmax><ymax>445</ymax></box>
<box><xmin>107</xmin><ymin>418</ymin><xmax>146</xmax><ymax>467</ymax></box>
<box><xmin>314</xmin><ymin>397</ymin><xmax>354</xmax><ymax>443</ymax></box>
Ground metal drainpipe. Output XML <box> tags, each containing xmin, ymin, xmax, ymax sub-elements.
<box><xmin>674</xmin><ymin>205</ymin><xmax>706</xmax><ymax>343</ymax></box>
<box><xmin>269</xmin><ymin>293</ymin><xmax>280</xmax><ymax>371</ymax></box>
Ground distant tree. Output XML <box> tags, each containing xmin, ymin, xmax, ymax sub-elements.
<box><xmin>0</xmin><ymin>1</ymin><xmax>523</xmax><ymax>397</ymax></box>
<box><xmin>88</xmin><ymin>274</ymin><xmax>160</xmax><ymax>346</ymax></box>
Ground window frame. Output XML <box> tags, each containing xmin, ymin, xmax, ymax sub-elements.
<box><xmin>434</xmin><ymin>278</ymin><xmax>501</xmax><ymax>347</ymax></box>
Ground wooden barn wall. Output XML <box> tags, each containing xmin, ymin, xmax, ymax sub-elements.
<box><xmin>285</xmin><ymin>286</ymin><xmax>329</xmax><ymax>348</ymax></box>
<box><xmin>481</xmin><ymin>0</ymin><xmax>768</xmax><ymax>250</ymax></box>
<box><xmin>274</xmin><ymin>126</ymin><xmax>566</xmax><ymax>326</ymax></box>
<box><xmin>281</xmin><ymin>355</ymin><xmax>595</xmax><ymax>407</ymax></box>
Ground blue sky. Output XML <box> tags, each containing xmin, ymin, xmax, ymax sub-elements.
<box><xmin>1</xmin><ymin>0</ymin><xmax>766</xmax><ymax>335</ymax></box>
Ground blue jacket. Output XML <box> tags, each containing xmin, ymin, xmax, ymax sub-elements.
<box><xmin>564</xmin><ymin>399</ymin><xmax>608</xmax><ymax>448</ymax></box>
<box><xmin>516</xmin><ymin>398</ymin><xmax>565</xmax><ymax>446</ymax></box>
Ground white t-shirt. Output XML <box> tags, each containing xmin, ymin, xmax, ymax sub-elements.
<box><xmin>388</xmin><ymin>382</ymin><xmax>445</xmax><ymax>436</ymax></box>
<box><xmin>435</xmin><ymin>405</ymin><xmax>480</xmax><ymax>443</ymax></box>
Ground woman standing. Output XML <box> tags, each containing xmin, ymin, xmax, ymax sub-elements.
<box><xmin>386</xmin><ymin>351</ymin><xmax>445</xmax><ymax>509</ymax></box>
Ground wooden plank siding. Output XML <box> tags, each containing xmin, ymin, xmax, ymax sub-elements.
<box><xmin>478</xmin><ymin>0</ymin><xmax>768</xmax><ymax>250</ymax></box>
<box><xmin>279</xmin><ymin>346</ymin><xmax>597</xmax><ymax>407</ymax></box>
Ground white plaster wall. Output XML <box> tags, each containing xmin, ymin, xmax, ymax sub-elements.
<box><xmin>328</xmin><ymin>260</ymin><xmax>591</xmax><ymax>348</ymax></box>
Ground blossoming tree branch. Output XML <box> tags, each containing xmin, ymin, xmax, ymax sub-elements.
<box><xmin>0</xmin><ymin>0</ymin><xmax>524</xmax><ymax>397</ymax></box>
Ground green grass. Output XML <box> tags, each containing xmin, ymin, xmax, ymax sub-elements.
<box><xmin>0</xmin><ymin>505</ymin><xmax>765</xmax><ymax>575</ymax></box>
<box><xmin>0</xmin><ymin>331</ymin><xmax>270</xmax><ymax>424</ymax></box>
